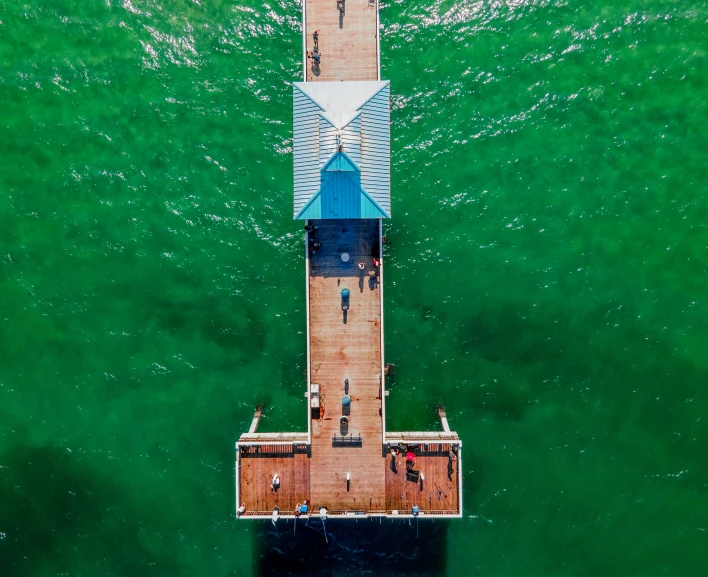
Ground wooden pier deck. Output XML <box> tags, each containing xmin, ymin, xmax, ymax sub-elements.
<box><xmin>309</xmin><ymin>219</ymin><xmax>385</xmax><ymax>512</ymax></box>
<box><xmin>237</xmin><ymin>218</ymin><xmax>461</xmax><ymax>517</ymax></box>
<box><xmin>305</xmin><ymin>0</ymin><xmax>379</xmax><ymax>82</ymax></box>
<box><xmin>235</xmin><ymin>0</ymin><xmax>462</xmax><ymax>520</ymax></box>
<box><xmin>238</xmin><ymin>445</ymin><xmax>310</xmax><ymax>515</ymax></box>
<box><xmin>385</xmin><ymin>444</ymin><xmax>459</xmax><ymax>515</ymax></box>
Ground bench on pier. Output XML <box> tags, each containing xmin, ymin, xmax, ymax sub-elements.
<box><xmin>332</xmin><ymin>434</ymin><xmax>362</xmax><ymax>446</ymax></box>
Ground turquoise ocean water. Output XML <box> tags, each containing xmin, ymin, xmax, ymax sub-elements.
<box><xmin>1</xmin><ymin>1</ymin><xmax>707</xmax><ymax>575</ymax></box>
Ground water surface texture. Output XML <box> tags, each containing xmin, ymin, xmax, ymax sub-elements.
<box><xmin>1</xmin><ymin>1</ymin><xmax>707</xmax><ymax>575</ymax></box>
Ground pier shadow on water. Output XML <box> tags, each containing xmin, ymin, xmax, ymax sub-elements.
<box><xmin>254</xmin><ymin>518</ymin><xmax>448</xmax><ymax>576</ymax></box>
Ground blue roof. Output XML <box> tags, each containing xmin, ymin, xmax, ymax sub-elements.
<box><xmin>323</xmin><ymin>150</ymin><xmax>359</xmax><ymax>172</ymax></box>
<box><xmin>295</xmin><ymin>152</ymin><xmax>389</xmax><ymax>220</ymax></box>
<box><xmin>293</xmin><ymin>81</ymin><xmax>391</xmax><ymax>219</ymax></box>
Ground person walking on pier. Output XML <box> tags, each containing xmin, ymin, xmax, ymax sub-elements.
<box><xmin>448</xmin><ymin>448</ymin><xmax>456</xmax><ymax>480</ymax></box>
<box><xmin>313</xmin><ymin>29</ymin><xmax>320</xmax><ymax>49</ymax></box>
<box><xmin>307</xmin><ymin>50</ymin><xmax>321</xmax><ymax>64</ymax></box>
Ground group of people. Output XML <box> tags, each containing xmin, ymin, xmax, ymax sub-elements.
<box><xmin>294</xmin><ymin>500</ymin><xmax>310</xmax><ymax>516</ymax></box>
<box><xmin>270</xmin><ymin>501</ymin><xmax>326</xmax><ymax>526</ymax></box>
<box><xmin>390</xmin><ymin>446</ymin><xmax>417</xmax><ymax>473</ymax></box>
<box><xmin>307</xmin><ymin>29</ymin><xmax>322</xmax><ymax>64</ymax></box>
<box><xmin>358</xmin><ymin>257</ymin><xmax>380</xmax><ymax>280</ymax></box>
<box><xmin>239</xmin><ymin>500</ymin><xmax>417</xmax><ymax>520</ymax></box>
<box><xmin>305</xmin><ymin>224</ymin><xmax>321</xmax><ymax>252</ymax></box>
<box><xmin>448</xmin><ymin>447</ymin><xmax>456</xmax><ymax>481</ymax></box>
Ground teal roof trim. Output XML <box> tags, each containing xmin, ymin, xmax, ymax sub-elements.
<box><xmin>296</xmin><ymin>191</ymin><xmax>322</xmax><ymax>220</ymax></box>
<box><xmin>323</xmin><ymin>150</ymin><xmax>359</xmax><ymax>172</ymax></box>
<box><xmin>359</xmin><ymin>184</ymin><xmax>390</xmax><ymax>219</ymax></box>
<box><xmin>294</xmin><ymin>186</ymin><xmax>322</xmax><ymax>220</ymax></box>
<box><xmin>295</xmin><ymin>170</ymin><xmax>389</xmax><ymax>220</ymax></box>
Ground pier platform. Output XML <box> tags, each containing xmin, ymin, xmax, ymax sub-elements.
<box><xmin>235</xmin><ymin>0</ymin><xmax>462</xmax><ymax>520</ymax></box>
<box><xmin>236</xmin><ymin>220</ymin><xmax>461</xmax><ymax>517</ymax></box>
<box><xmin>309</xmin><ymin>219</ymin><xmax>385</xmax><ymax>512</ymax></box>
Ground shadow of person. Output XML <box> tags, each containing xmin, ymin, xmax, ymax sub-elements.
<box><xmin>311</xmin><ymin>61</ymin><xmax>321</xmax><ymax>77</ymax></box>
<box><xmin>342</xmin><ymin>310</ymin><xmax>347</xmax><ymax>324</ymax></box>
<box><xmin>338</xmin><ymin>0</ymin><xmax>345</xmax><ymax>28</ymax></box>
<box><xmin>359</xmin><ymin>275</ymin><xmax>364</xmax><ymax>293</ymax></box>
<box><xmin>368</xmin><ymin>276</ymin><xmax>377</xmax><ymax>291</ymax></box>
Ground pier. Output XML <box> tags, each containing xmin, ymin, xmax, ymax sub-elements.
<box><xmin>236</xmin><ymin>0</ymin><xmax>461</xmax><ymax>519</ymax></box>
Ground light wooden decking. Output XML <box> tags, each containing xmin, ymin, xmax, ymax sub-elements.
<box><xmin>308</xmin><ymin>219</ymin><xmax>385</xmax><ymax>511</ymax></box>
<box><xmin>385</xmin><ymin>445</ymin><xmax>460</xmax><ymax>515</ymax></box>
<box><xmin>238</xmin><ymin>445</ymin><xmax>310</xmax><ymax>516</ymax></box>
<box><xmin>237</xmin><ymin>222</ymin><xmax>463</xmax><ymax>516</ymax></box>
<box><xmin>305</xmin><ymin>0</ymin><xmax>379</xmax><ymax>82</ymax></box>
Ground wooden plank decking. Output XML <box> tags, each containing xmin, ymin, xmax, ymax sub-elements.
<box><xmin>237</xmin><ymin>220</ymin><xmax>462</xmax><ymax>517</ymax></box>
<box><xmin>305</xmin><ymin>0</ymin><xmax>379</xmax><ymax>82</ymax></box>
<box><xmin>385</xmin><ymin>445</ymin><xmax>459</xmax><ymax>515</ymax></box>
<box><xmin>238</xmin><ymin>446</ymin><xmax>310</xmax><ymax>516</ymax></box>
<box><xmin>308</xmin><ymin>219</ymin><xmax>385</xmax><ymax>511</ymax></box>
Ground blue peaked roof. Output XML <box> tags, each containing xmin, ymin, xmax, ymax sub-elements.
<box><xmin>293</xmin><ymin>81</ymin><xmax>391</xmax><ymax>219</ymax></box>
<box><xmin>323</xmin><ymin>151</ymin><xmax>358</xmax><ymax>172</ymax></box>
<box><xmin>295</xmin><ymin>151</ymin><xmax>389</xmax><ymax>220</ymax></box>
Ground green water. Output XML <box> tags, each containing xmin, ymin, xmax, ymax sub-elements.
<box><xmin>1</xmin><ymin>0</ymin><xmax>707</xmax><ymax>574</ymax></box>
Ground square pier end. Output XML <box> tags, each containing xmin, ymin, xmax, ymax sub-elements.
<box><xmin>235</xmin><ymin>221</ymin><xmax>461</xmax><ymax>519</ymax></box>
<box><xmin>236</xmin><ymin>437</ymin><xmax>461</xmax><ymax>519</ymax></box>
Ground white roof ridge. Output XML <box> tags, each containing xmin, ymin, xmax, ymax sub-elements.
<box><xmin>295</xmin><ymin>81</ymin><xmax>387</xmax><ymax>129</ymax></box>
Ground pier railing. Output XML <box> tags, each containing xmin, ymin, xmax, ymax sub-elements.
<box><xmin>238</xmin><ymin>432</ymin><xmax>309</xmax><ymax>443</ymax></box>
<box><xmin>239</xmin><ymin>509</ymin><xmax>459</xmax><ymax>517</ymax></box>
<box><xmin>386</xmin><ymin>432</ymin><xmax>461</xmax><ymax>442</ymax></box>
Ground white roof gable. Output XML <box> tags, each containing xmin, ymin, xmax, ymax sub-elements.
<box><xmin>296</xmin><ymin>81</ymin><xmax>387</xmax><ymax>128</ymax></box>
